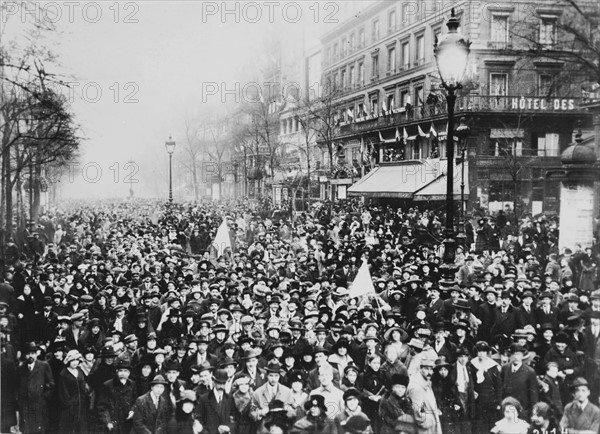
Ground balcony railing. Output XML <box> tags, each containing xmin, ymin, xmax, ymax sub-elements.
<box><xmin>338</xmin><ymin>95</ymin><xmax>585</xmax><ymax>134</ymax></box>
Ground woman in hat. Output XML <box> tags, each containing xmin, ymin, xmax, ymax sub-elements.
<box><xmin>328</xmin><ymin>339</ymin><xmax>354</xmax><ymax>378</ymax></box>
<box><xmin>542</xmin><ymin>332</ymin><xmax>582</xmax><ymax>404</ymax></box>
<box><xmin>290</xmin><ymin>394</ymin><xmax>336</xmax><ymax>434</ymax></box>
<box><xmin>166</xmin><ymin>390</ymin><xmax>201</xmax><ymax>434</ymax></box>
<box><xmin>356</xmin><ymin>354</ymin><xmax>386</xmax><ymax>431</ymax></box>
<box><xmin>379</xmin><ymin>372</ymin><xmax>416</xmax><ymax>434</ymax></box>
<box><xmin>529</xmin><ymin>401</ymin><xmax>559</xmax><ymax>434</ymax></box>
<box><xmin>58</xmin><ymin>349</ymin><xmax>89</xmax><ymax>434</ymax></box>
<box><xmin>80</xmin><ymin>317</ymin><xmax>105</xmax><ymax>353</ymax></box>
<box><xmin>490</xmin><ymin>397</ymin><xmax>529</xmax><ymax>434</ymax></box>
<box><xmin>232</xmin><ymin>374</ymin><xmax>258</xmax><ymax>434</ymax></box>
<box><xmin>431</xmin><ymin>357</ymin><xmax>464</xmax><ymax>434</ymax></box>
<box><xmin>383</xmin><ymin>326</ymin><xmax>409</xmax><ymax>365</ymax></box>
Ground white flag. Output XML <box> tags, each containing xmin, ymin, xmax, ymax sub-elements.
<box><xmin>212</xmin><ymin>219</ymin><xmax>232</xmax><ymax>257</ymax></box>
<box><xmin>349</xmin><ymin>261</ymin><xmax>376</xmax><ymax>298</ymax></box>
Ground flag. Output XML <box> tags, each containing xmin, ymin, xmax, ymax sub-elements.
<box><xmin>403</xmin><ymin>127</ymin><xmax>409</xmax><ymax>142</ymax></box>
<box><xmin>430</xmin><ymin>123</ymin><xmax>437</xmax><ymax>138</ymax></box>
<box><xmin>378</xmin><ymin>131</ymin><xmax>384</xmax><ymax>142</ymax></box>
<box><xmin>349</xmin><ymin>260</ymin><xmax>376</xmax><ymax>298</ymax></box>
<box><xmin>395</xmin><ymin>128</ymin><xmax>401</xmax><ymax>141</ymax></box>
<box><xmin>382</xmin><ymin>100</ymin><xmax>388</xmax><ymax>115</ymax></box>
<box><xmin>418</xmin><ymin>125</ymin><xmax>428</xmax><ymax>137</ymax></box>
<box><xmin>347</xmin><ymin>108</ymin><xmax>354</xmax><ymax>121</ymax></box>
<box><xmin>212</xmin><ymin>219</ymin><xmax>232</xmax><ymax>257</ymax></box>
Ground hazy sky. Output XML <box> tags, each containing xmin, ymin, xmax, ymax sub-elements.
<box><xmin>3</xmin><ymin>1</ymin><xmax>375</xmax><ymax>199</ymax></box>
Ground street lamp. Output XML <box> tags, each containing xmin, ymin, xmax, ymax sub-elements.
<box><xmin>434</xmin><ymin>8</ymin><xmax>471</xmax><ymax>271</ymax></box>
<box><xmin>165</xmin><ymin>135</ymin><xmax>176</xmax><ymax>204</ymax></box>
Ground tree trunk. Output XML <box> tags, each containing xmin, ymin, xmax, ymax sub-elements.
<box><xmin>33</xmin><ymin>161</ymin><xmax>42</xmax><ymax>222</ymax></box>
<box><xmin>192</xmin><ymin>161</ymin><xmax>199</xmax><ymax>201</ymax></box>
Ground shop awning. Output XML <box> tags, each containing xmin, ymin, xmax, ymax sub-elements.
<box><xmin>347</xmin><ymin>160</ymin><xmax>448</xmax><ymax>198</ymax></box>
<box><xmin>413</xmin><ymin>162</ymin><xmax>469</xmax><ymax>201</ymax></box>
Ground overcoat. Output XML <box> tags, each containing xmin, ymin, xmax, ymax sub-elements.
<box><xmin>17</xmin><ymin>359</ymin><xmax>55</xmax><ymax>434</ymax></box>
<box><xmin>58</xmin><ymin>367</ymin><xmax>89</xmax><ymax>434</ymax></box>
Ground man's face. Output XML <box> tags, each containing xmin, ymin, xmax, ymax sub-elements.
<box><xmin>152</xmin><ymin>384</ymin><xmax>165</xmax><ymax>396</ymax></box>
<box><xmin>26</xmin><ymin>350</ymin><xmax>37</xmax><ymax>364</ymax></box>
<box><xmin>198</xmin><ymin>343</ymin><xmax>208</xmax><ymax>354</ymax></box>
<box><xmin>117</xmin><ymin>368</ymin><xmax>130</xmax><ymax>380</ymax></box>
<box><xmin>267</xmin><ymin>372</ymin><xmax>280</xmax><ymax>386</ymax></box>
<box><xmin>574</xmin><ymin>385</ymin><xmax>590</xmax><ymax>402</ymax></box>
<box><xmin>420</xmin><ymin>366</ymin><xmax>433</xmax><ymax>380</ymax></box>
<box><xmin>166</xmin><ymin>370</ymin><xmax>179</xmax><ymax>383</ymax></box>
<box><xmin>199</xmin><ymin>370</ymin><xmax>212</xmax><ymax>385</ymax></box>
<box><xmin>318</xmin><ymin>371</ymin><xmax>333</xmax><ymax>387</ymax></box>
<box><xmin>214</xmin><ymin>381</ymin><xmax>226</xmax><ymax>392</ymax></box>
<box><xmin>510</xmin><ymin>351</ymin><xmax>523</xmax><ymax>365</ymax></box>
<box><xmin>246</xmin><ymin>357</ymin><xmax>258</xmax><ymax>370</ymax></box>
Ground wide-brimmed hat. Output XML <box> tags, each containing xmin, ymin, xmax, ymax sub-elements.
<box><xmin>241</xmin><ymin>348</ymin><xmax>261</xmax><ymax>360</ymax></box>
<box><xmin>64</xmin><ymin>349</ymin><xmax>82</xmax><ymax>365</ymax></box>
<box><xmin>420</xmin><ymin>357</ymin><xmax>436</xmax><ymax>367</ymax></box>
<box><xmin>383</xmin><ymin>326</ymin><xmax>408</xmax><ymax>342</ymax></box>
<box><xmin>100</xmin><ymin>346</ymin><xmax>117</xmax><ymax>358</ymax></box>
<box><xmin>433</xmin><ymin>357</ymin><xmax>451</xmax><ymax>370</ymax></box>
<box><xmin>150</xmin><ymin>375</ymin><xmax>168</xmax><ymax>385</ymax></box>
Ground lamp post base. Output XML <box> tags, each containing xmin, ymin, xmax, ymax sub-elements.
<box><xmin>439</xmin><ymin>235</ymin><xmax>459</xmax><ymax>281</ymax></box>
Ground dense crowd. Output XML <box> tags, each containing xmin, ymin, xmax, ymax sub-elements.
<box><xmin>1</xmin><ymin>198</ymin><xmax>599</xmax><ymax>434</ymax></box>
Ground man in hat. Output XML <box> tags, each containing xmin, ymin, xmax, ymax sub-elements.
<box><xmin>16</xmin><ymin>342</ymin><xmax>55</xmax><ymax>434</ymax></box>
<box><xmin>560</xmin><ymin>377</ymin><xmax>600</xmax><ymax>434</ymax></box>
<box><xmin>131</xmin><ymin>375</ymin><xmax>171</xmax><ymax>433</ymax></box>
<box><xmin>515</xmin><ymin>290</ymin><xmax>536</xmax><ymax>329</ymax></box>
<box><xmin>491</xmin><ymin>290</ymin><xmax>519</xmax><ymax>339</ymax></box>
<box><xmin>235</xmin><ymin>348</ymin><xmax>267</xmax><ymax>390</ymax></box>
<box><xmin>535</xmin><ymin>291</ymin><xmax>559</xmax><ymax>330</ymax></box>
<box><xmin>196</xmin><ymin>369</ymin><xmax>237</xmax><ymax>434</ymax></box>
<box><xmin>476</xmin><ymin>287</ymin><xmax>498</xmax><ymax>342</ymax></box>
<box><xmin>96</xmin><ymin>358</ymin><xmax>137</xmax><ymax>434</ymax></box>
<box><xmin>182</xmin><ymin>336</ymin><xmax>217</xmax><ymax>382</ymax></box>
<box><xmin>500</xmin><ymin>344</ymin><xmax>539</xmax><ymax>415</ymax></box>
<box><xmin>249</xmin><ymin>360</ymin><xmax>295</xmax><ymax>433</ymax></box>
<box><xmin>164</xmin><ymin>359</ymin><xmax>188</xmax><ymax>412</ymax></box>
<box><xmin>407</xmin><ymin>356</ymin><xmax>442</xmax><ymax>434</ymax></box>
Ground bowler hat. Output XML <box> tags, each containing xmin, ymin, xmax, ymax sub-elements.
<box><xmin>212</xmin><ymin>369</ymin><xmax>228</xmax><ymax>384</ymax></box>
<box><xmin>264</xmin><ymin>360</ymin><xmax>283</xmax><ymax>374</ymax></box>
<box><xmin>571</xmin><ymin>377</ymin><xmax>590</xmax><ymax>389</ymax></box>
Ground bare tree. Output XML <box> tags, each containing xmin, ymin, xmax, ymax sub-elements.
<box><xmin>507</xmin><ymin>0</ymin><xmax>600</xmax><ymax>90</ymax></box>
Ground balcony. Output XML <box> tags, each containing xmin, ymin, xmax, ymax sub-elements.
<box><xmin>338</xmin><ymin>95</ymin><xmax>586</xmax><ymax>135</ymax></box>
<box><xmin>487</xmin><ymin>41</ymin><xmax>513</xmax><ymax>50</ymax></box>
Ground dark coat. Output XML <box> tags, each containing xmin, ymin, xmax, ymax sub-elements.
<box><xmin>1</xmin><ymin>353</ymin><xmax>18</xmax><ymax>431</ymax></box>
<box><xmin>500</xmin><ymin>363</ymin><xmax>539</xmax><ymax>415</ymax></box>
<box><xmin>58</xmin><ymin>367</ymin><xmax>89</xmax><ymax>434</ymax></box>
<box><xmin>534</xmin><ymin>306</ymin><xmax>559</xmax><ymax>330</ymax></box>
<box><xmin>490</xmin><ymin>306</ymin><xmax>519</xmax><ymax>339</ymax></box>
<box><xmin>97</xmin><ymin>377</ymin><xmax>138</xmax><ymax>434</ymax></box>
<box><xmin>515</xmin><ymin>305</ymin><xmax>535</xmax><ymax>329</ymax></box>
<box><xmin>196</xmin><ymin>389</ymin><xmax>238</xmax><ymax>434</ymax></box>
<box><xmin>17</xmin><ymin>359</ymin><xmax>55</xmax><ymax>434</ymax></box>
<box><xmin>131</xmin><ymin>391</ymin><xmax>172</xmax><ymax>434</ymax></box>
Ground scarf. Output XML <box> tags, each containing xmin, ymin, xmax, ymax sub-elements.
<box><xmin>470</xmin><ymin>357</ymin><xmax>497</xmax><ymax>384</ymax></box>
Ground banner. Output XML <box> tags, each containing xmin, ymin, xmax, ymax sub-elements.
<box><xmin>348</xmin><ymin>261</ymin><xmax>376</xmax><ymax>298</ymax></box>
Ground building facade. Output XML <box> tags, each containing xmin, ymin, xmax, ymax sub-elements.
<box><xmin>317</xmin><ymin>0</ymin><xmax>594</xmax><ymax>216</ymax></box>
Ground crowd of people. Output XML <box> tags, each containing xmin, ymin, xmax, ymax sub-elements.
<box><xmin>0</xmin><ymin>197</ymin><xmax>599</xmax><ymax>434</ymax></box>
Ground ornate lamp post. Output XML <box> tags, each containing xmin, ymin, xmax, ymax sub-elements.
<box><xmin>434</xmin><ymin>8</ymin><xmax>471</xmax><ymax>272</ymax></box>
<box><xmin>165</xmin><ymin>136</ymin><xmax>176</xmax><ymax>204</ymax></box>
